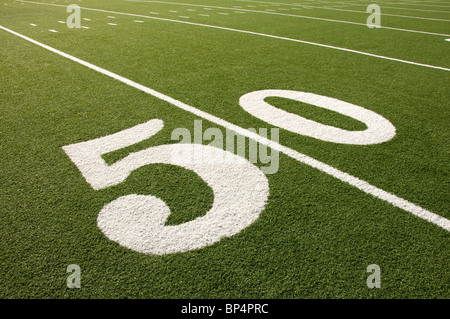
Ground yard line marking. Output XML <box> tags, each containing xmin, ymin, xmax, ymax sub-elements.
<box><xmin>149</xmin><ymin>12</ymin><xmax>159</xmax><ymax>14</ymax></box>
<box><xmin>57</xmin><ymin>20</ymin><xmax>65</xmax><ymax>24</ymax></box>
<box><xmin>372</xmin><ymin>6</ymin><xmax>450</xmax><ymax>13</ymax></box>
<box><xmin>108</xmin><ymin>22</ymin><xmax>118</xmax><ymax>25</ymax></box>
<box><xmin>107</xmin><ymin>16</ymin><xmax>116</xmax><ymax>18</ymax></box>
<box><xmin>16</xmin><ymin>1</ymin><xmax>450</xmax><ymax>70</ymax></box>
<box><xmin>365</xmin><ymin>1</ymin><xmax>450</xmax><ymax>9</ymax></box>
<box><xmin>83</xmin><ymin>18</ymin><xmax>91</xmax><ymax>21</ymax></box>
<box><xmin>232</xmin><ymin>0</ymin><xmax>450</xmax><ymax>21</ymax></box>
<box><xmin>81</xmin><ymin>26</ymin><xmax>89</xmax><ymax>29</ymax></box>
<box><xmin>1</xmin><ymin>24</ymin><xmax>448</xmax><ymax>232</ymax></box>
<box><xmin>133</xmin><ymin>20</ymin><xmax>144</xmax><ymax>22</ymax></box>
<box><xmin>126</xmin><ymin>1</ymin><xmax>450</xmax><ymax>37</ymax></box>
<box><xmin>218</xmin><ymin>12</ymin><xmax>229</xmax><ymax>15</ymax></box>
<box><xmin>179</xmin><ymin>16</ymin><xmax>190</xmax><ymax>18</ymax></box>
<box><xmin>48</xmin><ymin>29</ymin><xmax>58</xmax><ymax>32</ymax></box>
<box><xmin>314</xmin><ymin>0</ymin><xmax>450</xmax><ymax>13</ymax></box>
<box><xmin>198</xmin><ymin>14</ymin><xmax>209</xmax><ymax>16</ymax></box>
<box><xmin>29</xmin><ymin>23</ymin><xmax>36</xmax><ymax>26</ymax></box>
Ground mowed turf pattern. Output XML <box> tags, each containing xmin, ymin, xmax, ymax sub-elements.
<box><xmin>0</xmin><ymin>0</ymin><xmax>449</xmax><ymax>298</ymax></box>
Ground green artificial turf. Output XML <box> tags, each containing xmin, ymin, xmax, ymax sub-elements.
<box><xmin>0</xmin><ymin>0</ymin><xmax>448</xmax><ymax>298</ymax></box>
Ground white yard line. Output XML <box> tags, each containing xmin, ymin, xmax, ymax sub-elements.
<box><xmin>125</xmin><ymin>0</ymin><xmax>450</xmax><ymax>37</ymax></box>
<box><xmin>362</xmin><ymin>1</ymin><xmax>450</xmax><ymax>9</ymax></box>
<box><xmin>1</xmin><ymin>24</ymin><xmax>448</xmax><ymax>232</ymax></box>
<box><xmin>16</xmin><ymin>0</ymin><xmax>450</xmax><ymax>71</ymax></box>
<box><xmin>232</xmin><ymin>0</ymin><xmax>450</xmax><ymax>21</ymax></box>
<box><xmin>310</xmin><ymin>0</ymin><xmax>450</xmax><ymax>13</ymax></box>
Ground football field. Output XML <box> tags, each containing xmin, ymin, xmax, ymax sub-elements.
<box><xmin>0</xmin><ymin>0</ymin><xmax>449</xmax><ymax>299</ymax></box>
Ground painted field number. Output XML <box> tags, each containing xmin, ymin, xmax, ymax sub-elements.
<box><xmin>63</xmin><ymin>90</ymin><xmax>395</xmax><ymax>254</ymax></box>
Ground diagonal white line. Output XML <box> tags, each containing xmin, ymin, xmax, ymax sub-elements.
<box><xmin>15</xmin><ymin>0</ymin><xmax>450</xmax><ymax>71</ymax></box>
<box><xmin>1</xmin><ymin>24</ymin><xmax>449</xmax><ymax>232</ymax></box>
<box><xmin>364</xmin><ymin>1</ymin><xmax>450</xmax><ymax>9</ymax></box>
<box><xmin>311</xmin><ymin>0</ymin><xmax>450</xmax><ymax>12</ymax></box>
<box><xmin>125</xmin><ymin>0</ymin><xmax>450</xmax><ymax>37</ymax></box>
<box><xmin>233</xmin><ymin>0</ymin><xmax>450</xmax><ymax>21</ymax></box>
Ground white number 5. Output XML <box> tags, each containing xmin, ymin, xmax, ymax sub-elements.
<box><xmin>63</xmin><ymin>119</ymin><xmax>269</xmax><ymax>255</ymax></box>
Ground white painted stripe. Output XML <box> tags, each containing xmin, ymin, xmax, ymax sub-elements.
<box><xmin>149</xmin><ymin>12</ymin><xmax>159</xmax><ymax>14</ymax></box>
<box><xmin>17</xmin><ymin>0</ymin><xmax>450</xmax><ymax>71</ymax></box>
<box><xmin>360</xmin><ymin>1</ymin><xmax>450</xmax><ymax>9</ymax></box>
<box><xmin>232</xmin><ymin>0</ymin><xmax>450</xmax><ymax>21</ymax></box>
<box><xmin>81</xmin><ymin>26</ymin><xmax>89</xmax><ymax>29</ymax></box>
<box><xmin>0</xmin><ymin>24</ymin><xmax>448</xmax><ymax>232</ymax></box>
<box><xmin>313</xmin><ymin>0</ymin><xmax>450</xmax><ymax>12</ymax></box>
<box><xmin>15</xmin><ymin>1</ymin><xmax>450</xmax><ymax>70</ymax></box>
<box><xmin>375</xmin><ymin>5</ymin><xmax>450</xmax><ymax>13</ymax></box>
<box><xmin>108</xmin><ymin>22</ymin><xmax>117</xmax><ymax>25</ymax></box>
<box><xmin>107</xmin><ymin>15</ymin><xmax>116</xmax><ymax>18</ymax></box>
<box><xmin>29</xmin><ymin>23</ymin><xmax>36</xmax><ymax>26</ymax></box>
<box><xmin>57</xmin><ymin>20</ymin><xmax>65</xmax><ymax>24</ymax></box>
<box><xmin>126</xmin><ymin>0</ymin><xmax>450</xmax><ymax>37</ymax></box>
<box><xmin>49</xmin><ymin>29</ymin><xmax>58</xmax><ymax>32</ymax></box>
<box><xmin>83</xmin><ymin>18</ymin><xmax>91</xmax><ymax>21</ymax></box>
<box><xmin>199</xmin><ymin>14</ymin><xmax>209</xmax><ymax>16</ymax></box>
<box><xmin>133</xmin><ymin>20</ymin><xmax>144</xmax><ymax>22</ymax></box>
<box><xmin>179</xmin><ymin>16</ymin><xmax>190</xmax><ymax>18</ymax></box>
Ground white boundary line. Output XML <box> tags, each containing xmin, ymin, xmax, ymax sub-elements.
<box><xmin>365</xmin><ymin>1</ymin><xmax>450</xmax><ymax>8</ymax></box>
<box><xmin>15</xmin><ymin>0</ymin><xmax>450</xmax><ymax>71</ymax></box>
<box><xmin>233</xmin><ymin>0</ymin><xmax>450</xmax><ymax>21</ymax></box>
<box><xmin>125</xmin><ymin>0</ymin><xmax>450</xmax><ymax>37</ymax></box>
<box><xmin>309</xmin><ymin>0</ymin><xmax>450</xmax><ymax>12</ymax></box>
<box><xmin>1</xmin><ymin>24</ymin><xmax>449</xmax><ymax>232</ymax></box>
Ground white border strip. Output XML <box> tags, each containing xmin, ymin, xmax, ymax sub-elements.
<box><xmin>308</xmin><ymin>0</ymin><xmax>450</xmax><ymax>12</ymax></box>
<box><xmin>354</xmin><ymin>1</ymin><xmax>450</xmax><ymax>9</ymax></box>
<box><xmin>1</xmin><ymin>24</ymin><xmax>448</xmax><ymax>232</ymax></box>
<box><xmin>15</xmin><ymin>0</ymin><xmax>450</xmax><ymax>71</ymax></box>
<box><xmin>125</xmin><ymin>0</ymin><xmax>450</xmax><ymax>37</ymax></box>
<box><xmin>233</xmin><ymin>0</ymin><xmax>450</xmax><ymax>21</ymax></box>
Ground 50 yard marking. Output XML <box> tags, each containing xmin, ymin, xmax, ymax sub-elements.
<box><xmin>1</xmin><ymin>24</ymin><xmax>448</xmax><ymax>238</ymax></box>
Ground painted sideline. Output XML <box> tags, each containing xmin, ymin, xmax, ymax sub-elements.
<box><xmin>311</xmin><ymin>0</ymin><xmax>450</xmax><ymax>12</ymax></box>
<box><xmin>15</xmin><ymin>0</ymin><xmax>450</xmax><ymax>71</ymax></box>
<box><xmin>125</xmin><ymin>0</ymin><xmax>450</xmax><ymax>37</ymax></box>
<box><xmin>233</xmin><ymin>0</ymin><xmax>450</xmax><ymax>21</ymax></box>
<box><xmin>1</xmin><ymin>24</ymin><xmax>449</xmax><ymax>232</ymax></box>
